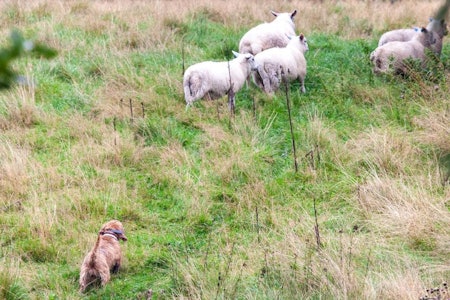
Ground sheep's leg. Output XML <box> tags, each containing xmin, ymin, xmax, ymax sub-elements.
<box><xmin>257</xmin><ymin>66</ymin><xmax>272</xmax><ymax>93</ymax></box>
<box><xmin>252</xmin><ymin>70</ymin><xmax>264</xmax><ymax>90</ymax></box>
<box><xmin>228</xmin><ymin>93</ymin><xmax>235</xmax><ymax>113</ymax></box>
<box><xmin>299</xmin><ymin>77</ymin><xmax>306</xmax><ymax>93</ymax></box>
<box><xmin>254</xmin><ymin>66</ymin><xmax>266</xmax><ymax>90</ymax></box>
<box><xmin>266</xmin><ymin>64</ymin><xmax>281</xmax><ymax>94</ymax></box>
<box><xmin>245</xmin><ymin>75</ymin><xmax>252</xmax><ymax>89</ymax></box>
<box><xmin>262</xmin><ymin>77</ymin><xmax>272</xmax><ymax>94</ymax></box>
<box><xmin>268</xmin><ymin>69</ymin><xmax>278</xmax><ymax>92</ymax></box>
<box><xmin>271</xmin><ymin>67</ymin><xmax>283</xmax><ymax>92</ymax></box>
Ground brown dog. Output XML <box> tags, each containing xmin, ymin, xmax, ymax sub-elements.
<box><xmin>79</xmin><ymin>220</ymin><xmax>127</xmax><ymax>292</ymax></box>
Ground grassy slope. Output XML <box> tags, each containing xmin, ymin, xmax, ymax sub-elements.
<box><xmin>0</xmin><ymin>1</ymin><xmax>449</xmax><ymax>299</ymax></box>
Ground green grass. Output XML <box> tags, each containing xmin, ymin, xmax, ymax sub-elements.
<box><xmin>0</xmin><ymin>2</ymin><xmax>449</xmax><ymax>299</ymax></box>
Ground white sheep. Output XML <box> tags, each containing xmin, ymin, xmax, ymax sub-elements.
<box><xmin>253</xmin><ymin>34</ymin><xmax>308</xmax><ymax>94</ymax></box>
<box><xmin>378</xmin><ymin>18</ymin><xmax>448</xmax><ymax>56</ymax></box>
<box><xmin>238</xmin><ymin>10</ymin><xmax>297</xmax><ymax>55</ymax></box>
<box><xmin>370</xmin><ymin>27</ymin><xmax>435</xmax><ymax>75</ymax></box>
<box><xmin>183</xmin><ymin>51</ymin><xmax>258</xmax><ymax>107</ymax></box>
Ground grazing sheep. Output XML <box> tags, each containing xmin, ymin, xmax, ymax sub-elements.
<box><xmin>378</xmin><ymin>18</ymin><xmax>448</xmax><ymax>56</ymax></box>
<box><xmin>239</xmin><ymin>10</ymin><xmax>297</xmax><ymax>55</ymax></box>
<box><xmin>79</xmin><ymin>220</ymin><xmax>128</xmax><ymax>293</ymax></box>
<box><xmin>253</xmin><ymin>34</ymin><xmax>308</xmax><ymax>94</ymax></box>
<box><xmin>370</xmin><ymin>27</ymin><xmax>435</xmax><ymax>75</ymax></box>
<box><xmin>183</xmin><ymin>51</ymin><xmax>258</xmax><ymax>107</ymax></box>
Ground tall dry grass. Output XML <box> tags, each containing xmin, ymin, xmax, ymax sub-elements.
<box><xmin>1</xmin><ymin>0</ymin><xmax>445</xmax><ymax>41</ymax></box>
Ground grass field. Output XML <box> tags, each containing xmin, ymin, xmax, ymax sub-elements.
<box><xmin>0</xmin><ymin>0</ymin><xmax>449</xmax><ymax>299</ymax></box>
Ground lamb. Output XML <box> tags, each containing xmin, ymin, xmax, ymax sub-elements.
<box><xmin>253</xmin><ymin>34</ymin><xmax>308</xmax><ymax>94</ymax></box>
<box><xmin>378</xmin><ymin>18</ymin><xmax>448</xmax><ymax>56</ymax></box>
<box><xmin>183</xmin><ymin>51</ymin><xmax>258</xmax><ymax>107</ymax></box>
<box><xmin>370</xmin><ymin>27</ymin><xmax>435</xmax><ymax>75</ymax></box>
<box><xmin>238</xmin><ymin>10</ymin><xmax>297</xmax><ymax>55</ymax></box>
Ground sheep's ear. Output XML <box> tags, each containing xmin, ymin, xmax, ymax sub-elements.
<box><xmin>291</xmin><ymin>10</ymin><xmax>297</xmax><ymax>18</ymax></box>
<box><xmin>232</xmin><ymin>50</ymin><xmax>240</xmax><ymax>58</ymax></box>
<box><xmin>271</xmin><ymin>10</ymin><xmax>278</xmax><ymax>17</ymax></box>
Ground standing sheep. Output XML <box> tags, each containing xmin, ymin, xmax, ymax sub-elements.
<box><xmin>238</xmin><ymin>10</ymin><xmax>297</xmax><ymax>55</ymax></box>
<box><xmin>183</xmin><ymin>51</ymin><xmax>258</xmax><ymax>107</ymax></box>
<box><xmin>253</xmin><ymin>34</ymin><xmax>308</xmax><ymax>94</ymax></box>
<box><xmin>378</xmin><ymin>18</ymin><xmax>448</xmax><ymax>56</ymax></box>
<box><xmin>370</xmin><ymin>27</ymin><xmax>435</xmax><ymax>75</ymax></box>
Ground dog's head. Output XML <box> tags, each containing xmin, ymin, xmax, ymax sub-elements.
<box><xmin>99</xmin><ymin>220</ymin><xmax>128</xmax><ymax>241</ymax></box>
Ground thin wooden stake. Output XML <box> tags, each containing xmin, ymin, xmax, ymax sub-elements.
<box><xmin>284</xmin><ymin>75</ymin><xmax>298</xmax><ymax>172</ymax></box>
<box><xmin>113</xmin><ymin>117</ymin><xmax>117</xmax><ymax>146</ymax></box>
<box><xmin>315</xmin><ymin>144</ymin><xmax>321</xmax><ymax>165</ymax></box>
<box><xmin>252</xmin><ymin>95</ymin><xmax>257</xmax><ymax>122</ymax></box>
<box><xmin>227</xmin><ymin>60</ymin><xmax>235</xmax><ymax>119</ymax></box>
<box><xmin>222</xmin><ymin>242</ymin><xmax>236</xmax><ymax>296</ymax></box>
<box><xmin>313</xmin><ymin>198</ymin><xmax>321</xmax><ymax>250</ymax></box>
<box><xmin>255</xmin><ymin>206</ymin><xmax>260</xmax><ymax>243</ymax></box>
<box><xmin>305</xmin><ymin>149</ymin><xmax>315</xmax><ymax>170</ymax></box>
<box><xmin>228</xmin><ymin>88</ymin><xmax>235</xmax><ymax>123</ymax></box>
<box><xmin>129</xmin><ymin>98</ymin><xmax>134</xmax><ymax>124</ymax></box>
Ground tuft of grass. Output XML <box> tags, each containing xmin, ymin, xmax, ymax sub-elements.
<box><xmin>0</xmin><ymin>267</ymin><xmax>29</xmax><ymax>300</ymax></box>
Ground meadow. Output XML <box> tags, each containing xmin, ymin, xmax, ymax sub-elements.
<box><xmin>0</xmin><ymin>0</ymin><xmax>449</xmax><ymax>299</ymax></box>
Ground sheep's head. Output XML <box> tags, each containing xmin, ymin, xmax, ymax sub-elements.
<box><xmin>299</xmin><ymin>34</ymin><xmax>309</xmax><ymax>53</ymax></box>
<box><xmin>244</xmin><ymin>54</ymin><xmax>259</xmax><ymax>71</ymax></box>
<box><xmin>232</xmin><ymin>51</ymin><xmax>259</xmax><ymax>71</ymax></box>
<box><xmin>271</xmin><ymin>9</ymin><xmax>297</xmax><ymax>20</ymax></box>
<box><xmin>270</xmin><ymin>10</ymin><xmax>297</xmax><ymax>28</ymax></box>
<box><xmin>286</xmin><ymin>34</ymin><xmax>308</xmax><ymax>53</ymax></box>
<box><xmin>427</xmin><ymin>18</ymin><xmax>448</xmax><ymax>37</ymax></box>
<box><xmin>416</xmin><ymin>27</ymin><xmax>436</xmax><ymax>48</ymax></box>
